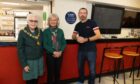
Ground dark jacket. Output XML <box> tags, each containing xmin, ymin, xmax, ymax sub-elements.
<box><xmin>17</xmin><ymin>26</ymin><xmax>43</xmax><ymax>68</ymax></box>
<box><xmin>43</xmin><ymin>27</ymin><xmax>66</xmax><ymax>54</ymax></box>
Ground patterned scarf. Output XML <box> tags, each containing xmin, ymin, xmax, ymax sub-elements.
<box><xmin>50</xmin><ymin>28</ymin><xmax>59</xmax><ymax>51</ymax></box>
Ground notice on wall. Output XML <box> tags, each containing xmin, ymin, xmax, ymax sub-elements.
<box><xmin>65</xmin><ymin>11</ymin><xmax>77</xmax><ymax>24</ymax></box>
<box><xmin>0</xmin><ymin>9</ymin><xmax>14</xmax><ymax>37</ymax></box>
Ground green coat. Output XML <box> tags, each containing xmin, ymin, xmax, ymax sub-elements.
<box><xmin>43</xmin><ymin>27</ymin><xmax>66</xmax><ymax>54</ymax></box>
<box><xmin>17</xmin><ymin>26</ymin><xmax>43</xmax><ymax>68</ymax></box>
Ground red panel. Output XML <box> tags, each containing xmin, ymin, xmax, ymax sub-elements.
<box><xmin>0</xmin><ymin>47</ymin><xmax>25</xmax><ymax>84</ymax></box>
<box><xmin>0</xmin><ymin>42</ymin><xmax>140</xmax><ymax>84</ymax></box>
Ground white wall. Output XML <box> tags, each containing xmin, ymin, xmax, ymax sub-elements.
<box><xmin>53</xmin><ymin>0</ymin><xmax>91</xmax><ymax>39</ymax></box>
<box><xmin>87</xmin><ymin>0</ymin><xmax>140</xmax><ymax>9</ymax></box>
<box><xmin>53</xmin><ymin>0</ymin><xmax>140</xmax><ymax>39</ymax></box>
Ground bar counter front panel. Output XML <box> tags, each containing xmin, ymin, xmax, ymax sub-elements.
<box><xmin>0</xmin><ymin>38</ymin><xmax>139</xmax><ymax>84</ymax></box>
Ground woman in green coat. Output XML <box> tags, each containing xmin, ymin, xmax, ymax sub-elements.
<box><xmin>43</xmin><ymin>14</ymin><xmax>66</xmax><ymax>84</ymax></box>
<box><xmin>17</xmin><ymin>14</ymin><xmax>44</xmax><ymax>84</ymax></box>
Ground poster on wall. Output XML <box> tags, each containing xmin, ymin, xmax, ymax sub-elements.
<box><xmin>0</xmin><ymin>9</ymin><xmax>15</xmax><ymax>36</ymax></box>
<box><xmin>65</xmin><ymin>11</ymin><xmax>76</xmax><ymax>24</ymax></box>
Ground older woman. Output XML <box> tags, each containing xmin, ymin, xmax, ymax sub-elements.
<box><xmin>43</xmin><ymin>14</ymin><xmax>66</xmax><ymax>84</ymax></box>
<box><xmin>17</xmin><ymin>14</ymin><xmax>44</xmax><ymax>84</ymax></box>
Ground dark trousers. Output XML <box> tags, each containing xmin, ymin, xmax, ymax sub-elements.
<box><xmin>46</xmin><ymin>53</ymin><xmax>63</xmax><ymax>84</ymax></box>
<box><xmin>78</xmin><ymin>50</ymin><xmax>96</xmax><ymax>84</ymax></box>
<box><xmin>26</xmin><ymin>79</ymin><xmax>38</xmax><ymax>84</ymax></box>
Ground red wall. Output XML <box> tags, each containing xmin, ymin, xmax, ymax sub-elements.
<box><xmin>0</xmin><ymin>42</ymin><xmax>139</xmax><ymax>84</ymax></box>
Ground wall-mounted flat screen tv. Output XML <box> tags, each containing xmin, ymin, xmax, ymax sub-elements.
<box><xmin>91</xmin><ymin>4</ymin><xmax>124</xmax><ymax>34</ymax></box>
<box><xmin>122</xmin><ymin>10</ymin><xmax>140</xmax><ymax>28</ymax></box>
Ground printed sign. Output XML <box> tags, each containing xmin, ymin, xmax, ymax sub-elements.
<box><xmin>65</xmin><ymin>11</ymin><xmax>76</xmax><ymax>24</ymax></box>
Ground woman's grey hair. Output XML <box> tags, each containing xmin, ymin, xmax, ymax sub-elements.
<box><xmin>27</xmin><ymin>14</ymin><xmax>38</xmax><ymax>21</ymax></box>
<box><xmin>48</xmin><ymin>13</ymin><xmax>59</xmax><ymax>27</ymax></box>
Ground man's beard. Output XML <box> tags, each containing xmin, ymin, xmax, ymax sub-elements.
<box><xmin>80</xmin><ymin>16</ymin><xmax>86</xmax><ymax>21</ymax></box>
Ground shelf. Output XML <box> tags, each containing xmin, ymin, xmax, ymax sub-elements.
<box><xmin>0</xmin><ymin>14</ymin><xmax>14</xmax><ymax>32</ymax></box>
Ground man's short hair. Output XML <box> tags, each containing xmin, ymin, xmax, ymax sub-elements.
<box><xmin>79</xmin><ymin>8</ymin><xmax>88</xmax><ymax>13</ymax></box>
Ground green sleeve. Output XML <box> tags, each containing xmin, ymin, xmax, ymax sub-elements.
<box><xmin>60</xmin><ymin>30</ymin><xmax>66</xmax><ymax>51</ymax></box>
<box><xmin>43</xmin><ymin>30</ymin><xmax>54</xmax><ymax>53</ymax></box>
<box><xmin>17</xmin><ymin>30</ymin><xmax>28</xmax><ymax>68</ymax></box>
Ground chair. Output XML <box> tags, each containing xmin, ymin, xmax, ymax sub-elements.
<box><xmin>122</xmin><ymin>45</ymin><xmax>140</xmax><ymax>84</ymax></box>
<box><xmin>137</xmin><ymin>45</ymin><xmax>140</xmax><ymax>77</ymax></box>
<box><xmin>99</xmin><ymin>47</ymin><xmax>125</xmax><ymax>84</ymax></box>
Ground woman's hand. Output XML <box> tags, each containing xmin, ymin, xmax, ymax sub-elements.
<box><xmin>53</xmin><ymin>51</ymin><xmax>62</xmax><ymax>58</ymax></box>
<box><xmin>24</xmin><ymin>66</ymin><xmax>30</xmax><ymax>72</ymax></box>
<box><xmin>57</xmin><ymin>51</ymin><xmax>62</xmax><ymax>58</ymax></box>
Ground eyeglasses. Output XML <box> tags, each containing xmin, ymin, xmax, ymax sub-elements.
<box><xmin>29</xmin><ymin>20</ymin><xmax>38</xmax><ymax>23</ymax></box>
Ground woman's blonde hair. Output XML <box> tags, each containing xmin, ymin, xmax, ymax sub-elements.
<box><xmin>48</xmin><ymin>13</ymin><xmax>59</xmax><ymax>27</ymax></box>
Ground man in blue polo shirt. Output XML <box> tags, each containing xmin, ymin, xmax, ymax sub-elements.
<box><xmin>72</xmin><ymin>8</ymin><xmax>101</xmax><ymax>84</ymax></box>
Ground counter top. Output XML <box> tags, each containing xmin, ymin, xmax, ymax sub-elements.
<box><xmin>0</xmin><ymin>38</ymin><xmax>139</xmax><ymax>46</ymax></box>
<box><xmin>66</xmin><ymin>38</ymin><xmax>140</xmax><ymax>43</ymax></box>
<box><xmin>96</xmin><ymin>38</ymin><xmax>140</xmax><ymax>42</ymax></box>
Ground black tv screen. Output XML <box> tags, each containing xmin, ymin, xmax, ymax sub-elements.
<box><xmin>122</xmin><ymin>10</ymin><xmax>140</xmax><ymax>28</ymax></box>
<box><xmin>91</xmin><ymin>4</ymin><xmax>124</xmax><ymax>34</ymax></box>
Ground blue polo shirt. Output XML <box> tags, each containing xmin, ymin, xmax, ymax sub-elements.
<box><xmin>74</xmin><ymin>19</ymin><xmax>99</xmax><ymax>51</ymax></box>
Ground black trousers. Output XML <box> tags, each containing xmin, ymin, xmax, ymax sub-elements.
<box><xmin>46</xmin><ymin>53</ymin><xmax>63</xmax><ymax>84</ymax></box>
<box><xmin>26</xmin><ymin>79</ymin><xmax>38</xmax><ymax>84</ymax></box>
